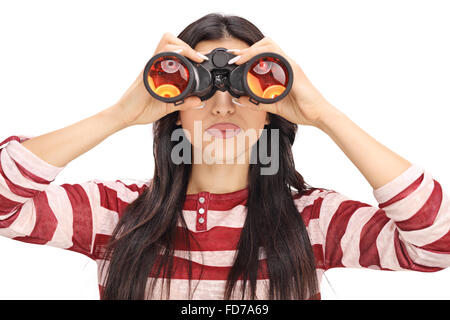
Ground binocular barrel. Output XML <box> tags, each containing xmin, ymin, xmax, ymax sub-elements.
<box><xmin>143</xmin><ymin>47</ymin><xmax>293</xmax><ymax>106</ymax></box>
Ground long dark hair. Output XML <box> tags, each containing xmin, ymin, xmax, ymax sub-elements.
<box><xmin>100</xmin><ymin>13</ymin><xmax>319</xmax><ymax>300</ymax></box>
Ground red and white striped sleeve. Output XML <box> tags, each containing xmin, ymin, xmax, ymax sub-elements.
<box><xmin>0</xmin><ymin>135</ymin><xmax>148</xmax><ymax>259</ymax></box>
<box><xmin>296</xmin><ymin>163</ymin><xmax>450</xmax><ymax>272</ymax></box>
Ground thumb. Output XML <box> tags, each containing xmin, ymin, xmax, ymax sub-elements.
<box><xmin>175</xmin><ymin>96</ymin><xmax>205</xmax><ymax>110</ymax></box>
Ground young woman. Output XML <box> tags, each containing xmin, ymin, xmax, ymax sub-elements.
<box><xmin>0</xmin><ymin>13</ymin><xmax>449</xmax><ymax>300</ymax></box>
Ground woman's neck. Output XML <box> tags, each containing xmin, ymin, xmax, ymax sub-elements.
<box><xmin>186</xmin><ymin>162</ymin><xmax>249</xmax><ymax>195</ymax></box>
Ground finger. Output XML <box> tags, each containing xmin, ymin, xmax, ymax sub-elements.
<box><xmin>254</xmin><ymin>100</ymin><xmax>279</xmax><ymax>114</ymax></box>
<box><xmin>163</xmin><ymin>33</ymin><xmax>207</xmax><ymax>63</ymax></box>
<box><xmin>226</xmin><ymin>36</ymin><xmax>271</xmax><ymax>54</ymax></box>
<box><xmin>162</xmin><ymin>44</ymin><xmax>185</xmax><ymax>55</ymax></box>
<box><xmin>233</xmin><ymin>96</ymin><xmax>278</xmax><ymax>114</ymax></box>
<box><xmin>257</xmin><ymin>36</ymin><xmax>274</xmax><ymax>46</ymax></box>
<box><xmin>135</xmin><ymin>67</ymin><xmax>145</xmax><ymax>82</ymax></box>
<box><xmin>163</xmin><ymin>44</ymin><xmax>207</xmax><ymax>63</ymax></box>
<box><xmin>166</xmin><ymin>96</ymin><xmax>205</xmax><ymax>114</ymax></box>
<box><xmin>178</xmin><ymin>96</ymin><xmax>205</xmax><ymax>110</ymax></box>
<box><xmin>232</xmin><ymin>96</ymin><xmax>260</xmax><ymax>112</ymax></box>
<box><xmin>228</xmin><ymin>44</ymin><xmax>273</xmax><ymax>66</ymax></box>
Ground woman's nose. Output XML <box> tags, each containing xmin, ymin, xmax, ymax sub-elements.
<box><xmin>210</xmin><ymin>91</ymin><xmax>236</xmax><ymax>116</ymax></box>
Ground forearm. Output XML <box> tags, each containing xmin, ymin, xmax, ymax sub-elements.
<box><xmin>315</xmin><ymin>103</ymin><xmax>412</xmax><ymax>190</ymax></box>
<box><xmin>20</xmin><ymin>104</ymin><xmax>128</xmax><ymax>167</ymax></box>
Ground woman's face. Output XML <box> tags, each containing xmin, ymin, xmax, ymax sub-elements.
<box><xmin>176</xmin><ymin>37</ymin><xmax>270</xmax><ymax>164</ymax></box>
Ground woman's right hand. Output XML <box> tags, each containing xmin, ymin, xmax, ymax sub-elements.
<box><xmin>113</xmin><ymin>32</ymin><xmax>207</xmax><ymax>127</ymax></box>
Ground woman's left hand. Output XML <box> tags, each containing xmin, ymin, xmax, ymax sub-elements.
<box><xmin>228</xmin><ymin>37</ymin><xmax>332</xmax><ymax>127</ymax></box>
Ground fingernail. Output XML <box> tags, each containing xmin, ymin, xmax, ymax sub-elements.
<box><xmin>232</xmin><ymin>98</ymin><xmax>246</xmax><ymax>107</ymax></box>
<box><xmin>196</xmin><ymin>52</ymin><xmax>209</xmax><ymax>60</ymax></box>
<box><xmin>226</xmin><ymin>49</ymin><xmax>241</xmax><ymax>53</ymax></box>
<box><xmin>193</xmin><ymin>102</ymin><xmax>206</xmax><ymax>109</ymax></box>
<box><xmin>173</xmin><ymin>49</ymin><xmax>183</xmax><ymax>53</ymax></box>
<box><xmin>228</xmin><ymin>56</ymin><xmax>241</xmax><ymax>64</ymax></box>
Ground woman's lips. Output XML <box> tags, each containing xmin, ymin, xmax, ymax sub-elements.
<box><xmin>205</xmin><ymin>122</ymin><xmax>241</xmax><ymax>139</ymax></box>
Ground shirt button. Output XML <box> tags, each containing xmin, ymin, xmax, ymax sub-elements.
<box><xmin>198</xmin><ymin>217</ymin><xmax>205</xmax><ymax>224</ymax></box>
<box><xmin>198</xmin><ymin>208</ymin><xmax>205</xmax><ymax>214</ymax></box>
<box><xmin>199</xmin><ymin>197</ymin><xmax>205</xmax><ymax>203</ymax></box>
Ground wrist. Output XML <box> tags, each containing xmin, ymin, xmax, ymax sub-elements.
<box><xmin>314</xmin><ymin>103</ymin><xmax>345</xmax><ymax>133</ymax></box>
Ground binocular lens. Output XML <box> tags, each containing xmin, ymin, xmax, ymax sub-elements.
<box><xmin>247</xmin><ymin>57</ymin><xmax>289</xmax><ymax>100</ymax></box>
<box><xmin>147</xmin><ymin>56</ymin><xmax>190</xmax><ymax>98</ymax></box>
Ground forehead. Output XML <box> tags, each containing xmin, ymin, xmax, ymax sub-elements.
<box><xmin>194</xmin><ymin>38</ymin><xmax>250</xmax><ymax>55</ymax></box>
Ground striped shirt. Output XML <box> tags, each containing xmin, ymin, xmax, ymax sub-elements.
<box><xmin>1</xmin><ymin>134</ymin><xmax>449</xmax><ymax>299</ymax></box>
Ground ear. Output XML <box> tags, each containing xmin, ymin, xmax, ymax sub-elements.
<box><xmin>176</xmin><ymin>114</ymin><xmax>181</xmax><ymax>126</ymax></box>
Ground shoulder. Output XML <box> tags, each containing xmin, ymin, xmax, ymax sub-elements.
<box><xmin>292</xmin><ymin>186</ymin><xmax>377</xmax><ymax>228</ymax></box>
<box><xmin>291</xmin><ymin>187</ymin><xmax>347</xmax><ymax>225</ymax></box>
<box><xmin>93</xmin><ymin>177</ymin><xmax>151</xmax><ymax>193</ymax></box>
<box><xmin>292</xmin><ymin>187</ymin><xmax>337</xmax><ymax>207</ymax></box>
<box><xmin>84</xmin><ymin>177</ymin><xmax>151</xmax><ymax>217</ymax></box>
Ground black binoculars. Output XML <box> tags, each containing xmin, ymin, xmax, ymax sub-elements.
<box><xmin>143</xmin><ymin>47</ymin><xmax>293</xmax><ymax>106</ymax></box>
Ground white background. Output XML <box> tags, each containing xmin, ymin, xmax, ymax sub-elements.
<box><xmin>0</xmin><ymin>0</ymin><xmax>449</xmax><ymax>299</ymax></box>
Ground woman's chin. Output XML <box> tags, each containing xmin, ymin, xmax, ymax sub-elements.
<box><xmin>197</xmin><ymin>149</ymin><xmax>249</xmax><ymax>165</ymax></box>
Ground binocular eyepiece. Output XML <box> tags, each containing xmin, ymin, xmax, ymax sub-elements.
<box><xmin>143</xmin><ymin>47</ymin><xmax>293</xmax><ymax>106</ymax></box>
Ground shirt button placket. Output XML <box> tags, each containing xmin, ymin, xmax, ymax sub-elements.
<box><xmin>196</xmin><ymin>192</ymin><xmax>209</xmax><ymax>231</ymax></box>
